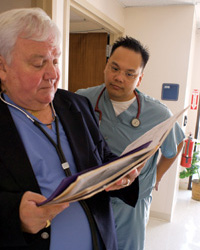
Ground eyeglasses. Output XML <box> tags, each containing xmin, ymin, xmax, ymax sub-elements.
<box><xmin>109</xmin><ymin>64</ymin><xmax>139</xmax><ymax>81</ymax></box>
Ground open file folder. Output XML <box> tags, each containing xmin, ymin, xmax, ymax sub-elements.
<box><xmin>39</xmin><ymin>106</ymin><xmax>188</xmax><ymax>206</ymax></box>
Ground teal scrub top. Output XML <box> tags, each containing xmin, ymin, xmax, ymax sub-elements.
<box><xmin>77</xmin><ymin>84</ymin><xmax>185</xmax><ymax>250</ymax></box>
<box><xmin>76</xmin><ymin>84</ymin><xmax>185</xmax><ymax>199</ymax></box>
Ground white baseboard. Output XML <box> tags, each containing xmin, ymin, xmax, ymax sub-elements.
<box><xmin>149</xmin><ymin>211</ymin><xmax>172</xmax><ymax>222</ymax></box>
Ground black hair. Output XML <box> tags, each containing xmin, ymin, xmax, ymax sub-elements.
<box><xmin>110</xmin><ymin>36</ymin><xmax>150</xmax><ymax>69</ymax></box>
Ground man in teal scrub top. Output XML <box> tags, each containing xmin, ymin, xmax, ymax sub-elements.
<box><xmin>77</xmin><ymin>36</ymin><xmax>185</xmax><ymax>250</ymax></box>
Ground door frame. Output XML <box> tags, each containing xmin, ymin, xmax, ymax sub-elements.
<box><xmin>52</xmin><ymin>0</ymin><xmax>124</xmax><ymax>90</ymax></box>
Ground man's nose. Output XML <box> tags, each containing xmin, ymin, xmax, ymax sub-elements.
<box><xmin>114</xmin><ymin>69</ymin><xmax>125</xmax><ymax>82</ymax></box>
<box><xmin>44</xmin><ymin>63</ymin><xmax>58</xmax><ymax>81</ymax></box>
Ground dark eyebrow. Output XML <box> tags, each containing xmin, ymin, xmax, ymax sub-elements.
<box><xmin>111</xmin><ymin>61</ymin><xmax>136</xmax><ymax>73</ymax></box>
<box><xmin>111</xmin><ymin>61</ymin><xmax>119</xmax><ymax>67</ymax></box>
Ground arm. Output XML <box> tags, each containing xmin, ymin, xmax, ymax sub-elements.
<box><xmin>155</xmin><ymin>141</ymin><xmax>184</xmax><ymax>191</ymax></box>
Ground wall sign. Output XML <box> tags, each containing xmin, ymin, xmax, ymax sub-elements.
<box><xmin>191</xmin><ymin>89</ymin><xmax>199</xmax><ymax>110</ymax></box>
<box><xmin>161</xmin><ymin>83</ymin><xmax>179</xmax><ymax>101</ymax></box>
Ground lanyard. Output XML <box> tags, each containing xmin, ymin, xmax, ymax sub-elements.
<box><xmin>33</xmin><ymin>117</ymin><xmax>72</xmax><ymax>176</ymax></box>
<box><xmin>0</xmin><ymin>92</ymin><xmax>100</xmax><ymax>250</ymax></box>
<box><xmin>0</xmin><ymin>92</ymin><xmax>71</xmax><ymax>175</ymax></box>
<box><xmin>95</xmin><ymin>86</ymin><xmax>141</xmax><ymax>127</ymax></box>
<box><xmin>33</xmin><ymin>112</ymin><xmax>100</xmax><ymax>250</ymax></box>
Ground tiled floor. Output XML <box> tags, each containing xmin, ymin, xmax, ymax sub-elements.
<box><xmin>145</xmin><ymin>189</ymin><xmax>200</xmax><ymax>250</ymax></box>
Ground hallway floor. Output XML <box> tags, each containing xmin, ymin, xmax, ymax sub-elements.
<box><xmin>145</xmin><ymin>189</ymin><xmax>200</xmax><ymax>250</ymax></box>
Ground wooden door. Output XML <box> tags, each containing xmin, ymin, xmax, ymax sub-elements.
<box><xmin>68</xmin><ymin>33</ymin><xmax>108</xmax><ymax>92</ymax></box>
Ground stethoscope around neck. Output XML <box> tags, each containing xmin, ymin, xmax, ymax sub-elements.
<box><xmin>0</xmin><ymin>91</ymin><xmax>101</xmax><ymax>247</ymax></box>
<box><xmin>0</xmin><ymin>91</ymin><xmax>72</xmax><ymax>176</ymax></box>
<box><xmin>95</xmin><ymin>86</ymin><xmax>141</xmax><ymax>127</ymax></box>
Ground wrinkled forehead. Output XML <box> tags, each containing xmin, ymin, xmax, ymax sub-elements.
<box><xmin>19</xmin><ymin>30</ymin><xmax>61</xmax><ymax>48</ymax></box>
<box><xmin>11</xmin><ymin>37</ymin><xmax>61</xmax><ymax>61</ymax></box>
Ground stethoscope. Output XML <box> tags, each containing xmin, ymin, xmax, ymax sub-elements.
<box><xmin>94</xmin><ymin>87</ymin><xmax>141</xmax><ymax>127</ymax></box>
<box><xmin>0</xmin><ymin>91</ymin><xmax>100</xmax><ymax>248</ymax></box>
<box><xmin>0</xmin><ymin>91</ymin><xmax>72</xmax><ymax>177</ymax></box>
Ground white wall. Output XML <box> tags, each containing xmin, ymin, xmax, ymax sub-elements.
<box><xmin>86</xmin><ymin>0</ymin><xmax>125</xmax><ymax>26</ymax></box>
<box><xmin>125</xmin><ymin>5</ymin><xmax>194</xmax><ymax>113</ymax></box>
<box><xmin>70</xmin><ymin>0</ymin><xmax>125</xmax><ymax>37</ymax></box>
<box><xmin>124</xmin><ymin>5</ymin><xmax>196</xmax><ymax>221</ymax></box>
<box><xmin>186</xmin><ymin>30</ymin><xmax>200</xmax><ymax>137</ymax></box>
<box><xmin>179</xmin><ymin>22</ymin><xmax>200</xmax><ymax>190</ymax></box>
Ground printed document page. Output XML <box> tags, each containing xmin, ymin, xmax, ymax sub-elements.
<box><xmin>39</xmin><ymin>106</ymin><xmax>188</xmax><ymax>206</ymax></box>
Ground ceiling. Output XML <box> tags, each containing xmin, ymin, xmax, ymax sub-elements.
<box><xmin>116</xmin><ymin>0</ymin><xmax>200</xmax><ymax>7</ymax></box>
<box><xmin>70</xmin><ymin>0</ymin><xmax>200</xmax><ymax>33</ymax></box>
<box><xmin>70</xmin><ymin>11</ymin><xmax>106</xmax><ymax>33</ymax></box>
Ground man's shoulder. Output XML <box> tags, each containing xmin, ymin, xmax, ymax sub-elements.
<box><xmin>139</xmin><ymin>91</ymin><xmax>172</xmax><ymax>118</ymax></box>
<box><xmin>76</xmin><ymin>84</ymin><xmax>105</xmax><ymax>97</ymax></box>
<box><xmin>54</xmin><ymin>88</ymin><xmax>89</xmax><ymax>106</ymax></box>
<box><xmin>76</xmin><ymin>84</ymin><xmax>105</xmax><ymax>106</ymax></box>
<box><xmin>55</xmin><ymin>88</ymin><xmax>81</xmax><ymax>99</ymax></box>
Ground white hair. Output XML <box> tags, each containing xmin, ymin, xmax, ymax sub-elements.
<box><xmin>0</xmin><ymin>8</ymin><xmax>61</xmax><ymax>64</ymax></box>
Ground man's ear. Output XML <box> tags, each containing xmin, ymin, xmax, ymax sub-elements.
<box><xmin>0</xmin><ymin>55</ymin><xmax>7</xmax><ymax>81</ymax></box>
<box><xmin>136</xmin><ymin>73</ymin><xmax>144</xmax><ymax>88</ymax></box>
<box><xmin>104</xmin><ymin>59</ymin><xmax>109</xmax><ymax>74</ymax></box>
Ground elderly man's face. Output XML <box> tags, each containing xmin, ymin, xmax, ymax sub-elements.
<box><xmin>0</xmin><ymin>37</ymin><xmax>61</xmax><ymax>110</ymax></box>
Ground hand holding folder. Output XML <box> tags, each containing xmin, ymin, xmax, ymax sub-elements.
<box><xmin>39</xmin><ymin>106</ymin><xmax>188</xmax><ymax>206</ymax></box>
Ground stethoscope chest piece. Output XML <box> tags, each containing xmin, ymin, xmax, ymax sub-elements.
<box><xmin>95</xmin><ymin>87</ymin><xmax>141</xmax><ymax>128</ymax></box>
<box><xmin>131</xmin><ymin>118</ymin><xmax>140</xmax><ymax>128</ymax></box>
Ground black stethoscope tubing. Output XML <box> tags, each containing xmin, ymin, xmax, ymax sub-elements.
<box><xmin>95</xmin><ymin>86</ymin><xmax>141</xmax><ymax>127</ymax></box>
<box><xmin>0</xmin><ymin>92</ymin><xmax>72</xmax><ymax>176</ymax></box>
<box><xmin>0</xmin><ymin>92</ymin><xmax>101</xmax><ymax>250</ymax></box>
<box><xmin>33</xmin><ymin>117</ymin><xmax>72</xmax><ymax>177</ymax></box>
<box><xmin>29</xmin><ymin>116</ymin><xmax>73</xmax><ymax>176</ymax></box>
<box><xmin>34</xmin><ymin>119</ymin><xmax>100</xmax><ymax>249</ymax></box>
<box><xmin>25</xmin><ymin>108</ymin><xmax>100</xmax><ymax>249</ymax></box>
